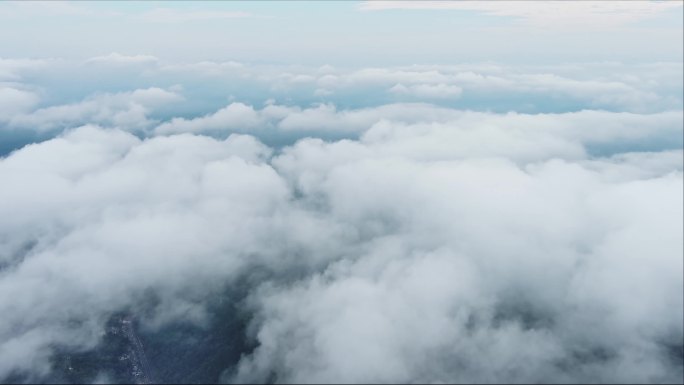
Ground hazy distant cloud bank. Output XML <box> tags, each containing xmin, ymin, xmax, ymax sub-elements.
<box><xmin>0</xmin><ymin>56</ymin><xmax>682</xmax><ymax>383</ymax></box>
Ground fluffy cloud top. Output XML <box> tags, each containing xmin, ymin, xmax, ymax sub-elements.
<box><xmin>0</xmin><ymin>87</ymin><xmax>39</xmax><ymax>121</ymax></box>
<box><xmin>5</xmin><ymin>87</ymin><xmax>182</xmax><ymax>133</ymax></box>
<box><xmin>0</xmin><ymin>57</ymin><xmax>682</xmax><ymax>383</ymax></box>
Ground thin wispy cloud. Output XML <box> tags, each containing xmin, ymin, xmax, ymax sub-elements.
<box><xmin>85</xmin><ymin>52</ymin><xmax>159</xmax><ymax>64</ymax></box>
<box><xmin>360</xmin><ymin>0</ymin><xmax>683</xmax><ymax>28</ymax></box>
<box><xmin>137</xmin><ymin>8</ymin><xmax>254</xmax><ymax>23</ymax></box>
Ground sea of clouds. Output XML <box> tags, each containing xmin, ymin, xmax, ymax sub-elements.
<box><xmin>0</xmin><ymin>55</ymin><xmax>682</xmax><ymax>383</ymax></box>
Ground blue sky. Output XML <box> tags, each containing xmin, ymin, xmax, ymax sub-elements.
<box><xmin>0</xmin><ymin>1</ymin><xmax>682</xmax><ymax>65</ymax></box>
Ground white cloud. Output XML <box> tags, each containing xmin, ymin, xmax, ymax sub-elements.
<box><xmin>0</xmin><ymin>58</ymin><xmax>682</xmax><ymax>383</ymax></box>
<box><xmin>85</xmin><ymin>52</ymin><xmax>159</xmax><ymax>65</ymax></box>
<box><xmin>357</xmin><ymin>109</ymin><xmax>683</xmax><ymax>162</ymax></box>
<box><xmin>7</xmin><ymin>87</ymin><xmax>183</xmax><ymax>132</ymax></box>
<box><xmin>1</xmin><ymin>105</ymin><xmax>682</xmax><ymax>383</ymax></box>
<box><xmin>329</xmin><ymin>67</ymin><xmax>451</xmax><ymax>87</ymax></box>
<box><xmin>0</xmin><ymin>58</ymin><xmax>50</xmax><ymax>81</ymax></box>
<box><xmin>155</xmin><ymin>103</ymin><xmax>264</xmax><ymax>135</ymax></box>
<box><xmin>307</xmin><ymin>65</ymin><xmax>671</xmax><ymax>112</ymax></box>
<box><xmin>0</xmin><ymin>126</ymin><xmax>289</xmax><ymax>379</ymax></box>
<box><xmin>0</xmin><ymin>1</ymin><xmax>105</xmax><ymax>18</ymax></box>
<box><xmin>159</xmin><ymin>60</ymin><xmax>244</xmax><ymax>76</ymax></box>
<box><xmin>152</xmin><ymin>101</ymin><xmax>682</xmax><ymax>161</ymax></box>
<box><xmin>154</xmin><ymin>102</ymin><xmax>468</xmax><ymax>136</ymax></box>
<box><xmin>389</xmin><ymin>83</ymin><xmax>463</xmax><ymax>99</ymax></box>
<box><xmin>580</xmin><ymin>150</ymin><xmax>684</xmax><ymax>182</ymax></box>
<box><xmin>360</xmin><ymin>1</ymin><xmax>683</xmax><ymax>28</ymax></box>
<box><xmin>0</xmin><ymin>87</ymin><xmax>39</xmax><ymax>121</ymax></box>
<box><xmin>232</xmin><ymin>132</ymin><xmax>683</xmax><ymax>383</ymax></box>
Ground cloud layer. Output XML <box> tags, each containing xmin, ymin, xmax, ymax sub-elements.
<box><xmin>0</xmin><ymin>56</ymin><xmax>682</xmax><ymax>383</ymax></box>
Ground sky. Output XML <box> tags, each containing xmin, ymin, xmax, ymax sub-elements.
<box><xmin>0</xmin><ymin>1</ymin><xmax>682</xmax><ymax>64</ymax></box>
<box><xmin>0</xmin><ymin>1</ymin><xmax>683</xmax><ymax>384</ymax></box>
